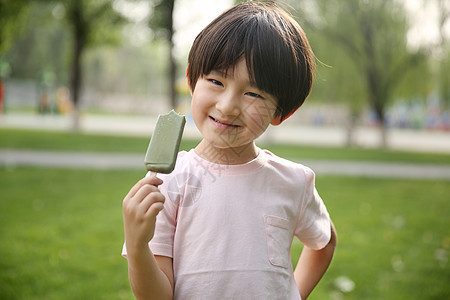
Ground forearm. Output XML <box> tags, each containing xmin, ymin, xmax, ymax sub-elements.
<box><xmin>127</xmin><ymin>244</ymin><xmax>173</xmax><ymax>300</ymax></box>
<box><xmin>294</xmin><ymin>222</ymin><xmax>337</xmax><ymax>299</ymax></box>
<box><xmin>123</xmin><ymin>176</ymin><xmax>173</xmax><ymax>299</ymax></box>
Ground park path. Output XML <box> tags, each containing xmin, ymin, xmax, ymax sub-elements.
<box><xmin>1</xmin><ymin>149</ymin><xmax>450</xmax><ymax>180</ymax></box>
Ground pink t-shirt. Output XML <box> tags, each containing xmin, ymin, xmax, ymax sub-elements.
<box><xmin>123</xmin><ymin>149</ymin><xmax>331</xmax><ymax>299</ymax></box>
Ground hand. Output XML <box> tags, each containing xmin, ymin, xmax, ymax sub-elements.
<box><xmin>123</xmin><ymin>175</ymin><xmax>165</xmax><ymax>253</ymax></box>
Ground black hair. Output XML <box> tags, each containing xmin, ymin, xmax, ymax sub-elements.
<box><xmin>187</xmin><ymin>1</ymin><xmax>315</xmax><ymax>121</ymax></box>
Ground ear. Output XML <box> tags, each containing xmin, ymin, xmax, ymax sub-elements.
<box><xmin>270</xmin><ymin>115</ymin><xmax>283</xmax><ymax>126</ymax></box>
<box><xmin>186</xmin><ymin>65</ymin><xmax>193</xmax><ymax>95</ymax></box>
<box><xmin>270</xmin><ymin>109</ymin><xmax>296</xmax><ymax>126</ymax></box>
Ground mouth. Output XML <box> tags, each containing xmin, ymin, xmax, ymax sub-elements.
<box><xmin>209</xmin><ymin>116</ymin><xmax>240</xmax><ymax>128</ymax></box>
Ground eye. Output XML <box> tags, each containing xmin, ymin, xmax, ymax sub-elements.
<box><xmin>208</xmin><ymin>79</ymin><xmax>223</xmax><ymax>87</ymax></box>
<box><xmin>246</xmin><ymin>92</ymin><xmax>263</xmax><ymax>99</ymax></box>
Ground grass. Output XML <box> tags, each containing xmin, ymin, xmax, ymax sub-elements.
<box><xmin>0</xmin><ymin>167</ymin><xmax>141</xmax><ymax>300</ymax></box>
<box><xmin>1</xmin><ymin>128</ymin><xmax>450</xmax><ymax>164</ymax></box>
<box><xmin>295</xmin><ymin>176</ymin><xmax>450</xmax><ymax>299</ymax></box>
<box><xmin>1</xmin><ymin>128</ymin><xmax>449</xmax><ymax>298</ymax></box>
<box><xmin>0</xmin><ymin>167</ymin><xmax>448</xmax><ymax>299</ymax></box>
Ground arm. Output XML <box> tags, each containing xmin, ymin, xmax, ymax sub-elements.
<box><xmin>127</xmin><ymin>250</ymin><xmax>173</xmax><ymax>300</ymax></box>
<box><xmin>294</xmin><ymin>221</ymin><xmax>337</xmax><ymax>299</ymax></box>
<box><xmin>123</xmin><ymin>175</ymin><xmax>174</xmax><ymax>300</ymax></box>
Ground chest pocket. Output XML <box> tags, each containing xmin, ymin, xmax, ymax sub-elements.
<box><xmin>264</xmin><ymin>215</ymin><xmax>291</xmax><ymax>269</ymax></box>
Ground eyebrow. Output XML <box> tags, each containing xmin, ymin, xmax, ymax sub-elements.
<box><xmin>211</xmin><ymin>69</ymin><xmax>259</xmax><ymax>88</ymax></box>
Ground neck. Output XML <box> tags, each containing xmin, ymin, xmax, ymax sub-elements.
<box><xmin>194</xmin><ymin>139</ymin><xmax>259</xmax><ymax>165</ymax></box>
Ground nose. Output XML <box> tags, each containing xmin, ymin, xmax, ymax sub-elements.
<box><xmin>216</xmin><ymin>90</ymin><xmax>240</xmax><ymax>117</ymax></box>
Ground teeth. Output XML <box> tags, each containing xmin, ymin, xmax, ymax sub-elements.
<box><xmin>211</xmin><ymin>116</ymin><xmax>238</xmax><ymax>127</ymax></box>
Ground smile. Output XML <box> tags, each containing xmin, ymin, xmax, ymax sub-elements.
<box><xmin>209</xmin><ymin>116</ymin><xmax>240</xmax><ymax>128</ymax></box>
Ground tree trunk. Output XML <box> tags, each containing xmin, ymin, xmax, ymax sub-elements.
<box><xmin>345</xmin><ymin>112</ymin><xmax>358</xmax><ymax>147</ymax></box>
<box><xmin>69</xmin><ymin>0</ymin><xmax>84</xmax><ymax>132</ymax></box>
<box><xmin>373</xmin><ymin>101</ymin><xmax>388</xmax><ymax>148</ymax></box>
<box><xmin>437</xmin><ymin>0</ymin><xmax>450</xmax><ymax>110</ymax></box>
<box><xmin>167</xmin><ymin>0</ymin><xmax>177</xmax><ymax>109</ymax></box>
<box><xmin>71</xmin><ymin>36</ymin><xmax>82</xmax><ymax>132</ymax></box>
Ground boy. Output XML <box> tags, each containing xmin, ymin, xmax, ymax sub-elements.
<box><xmin>122</xmin><ymin>2</ymin><xmax>337</xmax><ymax>299</ymax></box>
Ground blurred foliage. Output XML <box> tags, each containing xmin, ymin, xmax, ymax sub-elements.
<box><xmin>4</xmin><ymin>2</ymin><xmax>71</xmax><ymax>83</ymax></box>
<box><xmin>64</xmin><ymin>0</ymin><xmax>125</xmax><ymax>47</ymax></box>
<box><xmin>2</xmin><ymin>0</ymin><xmax>125</xmax><ymax>75</ymax></box>
<box><xmin>149</xmin><ymin>0</ymin><xmax>175</xmax><ymax>40</ymax></box>
<box><xmin>0</xmin><ymin>0</ymin><xmax>30</xmax><ymax>55</ymax></box>
<box><xmin>290</xmin><ymin>0</ymin><xmax>427</xmax><ymax>127</ymax></box>
<box><xmin>4</xmin><ymin>1</ymin><xmax>167</xmax><ymax>95</ymax></box>
<box><xmin>83</xmin><ymin>42</ymin><xmax>168</xmax><ymax>95</ymax></box>
<box><xmin>61</xmin><ymin>0</ymin><xmax>126</xmax><ymax>114</ymax></box>
<box><xmin>436</xmin><ymin>0</ymin><xmax>450</xmax><ymax>109</ymax></box>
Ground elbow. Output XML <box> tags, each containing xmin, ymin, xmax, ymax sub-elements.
<box><xmin>328</xmin><ymin>220</ymin><xmax>337</xmax><ymax>250</ymax></box>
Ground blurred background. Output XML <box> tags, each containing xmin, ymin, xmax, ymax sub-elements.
<box><xmin>0</xmin><ymin>0</ymin><xmax>449</xmax><ymax>150</ymax></box>
<box><xmin>0</xmin><ymin>0</ymin><xmax>449</xmax><ymax>299</ymax></box>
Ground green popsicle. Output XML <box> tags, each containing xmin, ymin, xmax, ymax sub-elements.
<box><xmin>144</xmin><ymin>110</ymin><xmax>186</xmax><ymax>174</ymax></box>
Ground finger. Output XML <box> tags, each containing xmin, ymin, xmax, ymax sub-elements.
<box><xmin>124</xmin><ymin>176</ymin><xmax>163</xmax><ymax>201</ymax></box>
<box><xmin>141</xmin><ymin>191</ymin><xmax>165</xmax><ymax>211</ymax></box>
<box><xmin>131</xmin><ymin>184</ymin><xmax>160</xmax><ymax>207</ymax></box>
<box><xmin>147</xmin><ymin>201</ymin><xmax>165</xmax><ymax>219</ymax></box>
<box><xmin>143</xmin><ymin>173</ymin><xmax>164</xmax><ymax>186</ymax></box>
<box><xmin>141</xmin><ymin>191</ymin><xmax>166</xmax><ymax>212</ymax></box>
<box><xmin>124</xmin><ymin>177</ymin><xmax>146</xmax><ymax>201</ymax></box>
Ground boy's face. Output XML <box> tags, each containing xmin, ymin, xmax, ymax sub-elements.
<box><xmin>190</xmin><ymin>59</ymin><xmax>278</xmax><ymax>153</ymax></box>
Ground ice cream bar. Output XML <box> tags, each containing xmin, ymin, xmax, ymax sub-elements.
<box><xmin>144</xmin><ymin>110</ymin><xmax>186</xmax><ymax>174</ymax></box>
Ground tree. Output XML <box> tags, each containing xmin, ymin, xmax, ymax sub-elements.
<box><xmin>149</xmin><ymin>0</ymin><xmax>177</xmax><ymax>109</ymax></box>
<box><xmin>62</xmin><ymin>0</ymin><xmax>124</xmax><ymax>130</ymax></box>
<box><xmin>3</xmin><ymin>0</ymin><xmax>125</xmax><ymax>126</ymax></box>
<box><xmin>291</xmin><ymin>0</ymin><xmax>425</xmax><ymax>147</ymax></box>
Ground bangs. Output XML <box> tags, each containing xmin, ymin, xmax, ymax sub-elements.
<box><xmin>188</xmin><ymin>8</ymin><xmax>251</xmax><ymax>85</ymax></box>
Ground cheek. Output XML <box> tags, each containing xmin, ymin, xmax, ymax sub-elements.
<box><xmin>190</xmin><ymin>90</ymin><xmax>204</xmax><ymax>113</ymax></box>
<box><xmin>243</xmin><ymin>101</ymin><xmax>277</xmax><ymax>128</ymax></box>
<box><xmin>190</xmin><ymin>90</ymin><xmax>210</xmax><ymax>123</ymax></box>
<box><xmin>190</xmin><ymin>97</ymin><xmax>202</xmax><ymax>122</ymax></box>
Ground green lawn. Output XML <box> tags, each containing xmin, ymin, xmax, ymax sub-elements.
<box><xmin>296</xmin><ymin>176</ymin><xmax>449</xmax><ymax>299</ymax></box>
<box><xmin>0</xmin><ymin>167</ymin><xmax>448</xmax><ymax>299</ymax></box>
<box><xmin>1</xmin><ymin>128</ymin><xmax>450</xmax><ymax>164</ymax></box>
<box><xmin>1</xmin><ymin>128</ymin><xmax>449</xmax><ymax>299</ymax></box>
<box><xmin>0</xmin><ymin>167</ymin><xmax>139</xmax><ymax>299</ymax></box>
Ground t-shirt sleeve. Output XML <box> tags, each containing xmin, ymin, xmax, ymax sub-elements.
<box><xmin>121</xmin><ymin>173</ymin><xmax>178</xmax><ymax>259</ymax></box>
<box><xmin>294</xmin><ymin>167</ymin><xmax>331</xmax><ymax>250</ymax></box>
